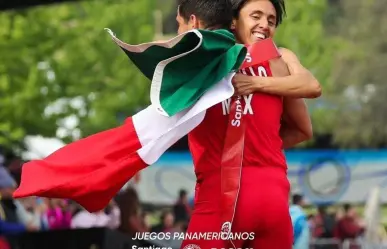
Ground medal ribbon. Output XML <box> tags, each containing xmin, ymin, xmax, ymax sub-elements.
<box><xmin>220</xmin><ymin>39</ymin><xmax>281</xmax><ymax>236</ymax></box>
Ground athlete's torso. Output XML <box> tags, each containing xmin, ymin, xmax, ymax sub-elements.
<box><xmin>188</xmin><ymin>62</ymin><xmax>287</xmax><ymax>175</ymax></box>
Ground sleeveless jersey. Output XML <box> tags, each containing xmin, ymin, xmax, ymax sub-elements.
<box><xmin>188</xmin><ymin>61</ymin><xmax>287</xmax><ymax>175</ymax></box>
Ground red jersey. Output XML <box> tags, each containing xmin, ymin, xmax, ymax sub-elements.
<box><xmin>188</xmin><ymin>61</ymin><xmax>287</xmax><ymax>175</ymax></box>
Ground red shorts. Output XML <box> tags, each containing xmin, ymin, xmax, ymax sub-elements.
<box><xmin>180</xmin><ymin>166</ymin><xmax>292</xmax><ymax>249</ymax></box>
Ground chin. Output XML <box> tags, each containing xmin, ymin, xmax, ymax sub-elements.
<box><xmin>244</xmin><ymin>40</ymin><xmax>257</xmax><ymax>45</ymax></box>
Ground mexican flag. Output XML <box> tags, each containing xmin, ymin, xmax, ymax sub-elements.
<box><xmin>106</xmin><ymin>28</ymin><xmax>247</xmax><ymax>116</ymax></box>
<box><xmin>13</xmin><ymin>29</ymin><xmax>246</xmax><ymax>212</ymax></box>
<box><xmin>13</xmin><ymin>80</ymin><xmax>233</xmax><ymax>212</ymax></box>
<box><xmin>13</xmin><ymin>29</ymin><xmax>280</xmax><ymax>212</ymax></box>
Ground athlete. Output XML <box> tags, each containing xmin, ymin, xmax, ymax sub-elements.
<box><xmin>176</xmin><ymin>0</ymin><xmax>321</xmax><ymax>248</ymax></box>
<box><xmin>230</xmin><ymin>0</ymin><xmax>321</xmax><ymax>149</ymax></box>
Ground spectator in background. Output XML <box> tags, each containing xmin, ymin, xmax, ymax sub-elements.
<box><xmin>71</xmin><ymin>200</ymin><xmax>120</xmax><ymax>229</ymax></box>
<box><xmin>151</xmin><ymin>210</ymin><xmax>175</xmax><ymax>233</ymax></box>
<box><xmin>4</xmin><ymin>157</ymin><xmax>23</xmax><ymax>186</ymax></box>
<box><xmin>334</xmin><ymin>204</ymin><xmax>365</xmax><ymax>242</ymax></box>
<box><xmin>151</xmin><ymin>210</ymin><xmax>184</xmax><ymax>249</ymax></box>
<box><xmin>105</xmin><ymin>199</ymin><xmax>121</xmax><ymax>229</ymax></box>
<box><xmin>0</xmin><ymin>167</ymin><xmax>37</xmax><ymax>249</ymax></box>
<box><xmin>313</xmin><ymin>205</ymin><xmax>336</xmax><ymax>239</ymax></box>
<box><xmin>15</xmin><ymin>197</ymin><xmax>47</xmax><ymax>231</ymax></box>
<box><xmin>0</xmin><ymin>167</ymin><xmax>37</xmax><ymax>235</ymax></box>
<box><xmin>173</xmin><ymin>189</ymin><xmax>191</xmax><ymax>226</ymax></box>
<box><xmin>307</xmin><ymin>214</ymin><xmax>315</xmax><ymax>232</ymax></box>
<box><xmin>116</xmin><ymin>187</ymin><xmax>148</xmax><ymax>237</ymax></box>
<box><xmin>290</xmin><ymin>194</ymin><xmax>309</xmax><ymax>249</ymax></box>
<box><xmin>45</xmin><ymin>199</ymin><xmax>72</xmax><ymax>230</ymax></box>
<box><xmin>312</xmin><ymin>205</ymin><xmax>337</xmax><ymax>249</ymax></box>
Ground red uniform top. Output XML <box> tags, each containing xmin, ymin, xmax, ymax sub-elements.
<box><xmin>188</xmin><ymin>61</ymin><xmax>287</xmax><ymax>177</ymax></box>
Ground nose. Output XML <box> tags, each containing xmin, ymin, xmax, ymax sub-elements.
<box><xmin>258</xmin><ymin>18</ymin><xmax>269</xmax><ymax>31</ymax></box>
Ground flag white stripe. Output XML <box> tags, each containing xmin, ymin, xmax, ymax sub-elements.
<box><xmin>134</xmin><ymin>73</ymin><xmax>235</xmax><ymax>165</ymax></box>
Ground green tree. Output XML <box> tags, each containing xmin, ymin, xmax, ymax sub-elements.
<box><xmin>0</xmin><ymin>0</ymin><xmax>155</xmax><ymax>151</ymax></box>
<box><xmin>325</xmin><ymin>0</ymin><xmax>387</xmax><ymax>148</ymax></box>
<box><xmin>274</xmin><ymin>0</ymin><xmax>343</xmax><ymax>138</ymax></box>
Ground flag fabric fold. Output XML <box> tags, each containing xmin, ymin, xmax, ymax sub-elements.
<box><xmin>106</xmin><ymin>28</ymin><xmax>247</xmax><ymax>117</ymax></box>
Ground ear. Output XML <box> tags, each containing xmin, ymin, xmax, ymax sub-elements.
<box><xmin>230</xmin><ymin>19</ymin><xmax>236</xmax><ymax>31</ymax></box>
<box><xmin>189</xmin><ymin>14</ymin><xmax>200</xmax><ymax>29</ymax></box>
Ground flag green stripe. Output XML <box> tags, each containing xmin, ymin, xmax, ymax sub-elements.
<box><xmin>107</xmin><ymin>28</ymin><xmax>247</xmax><ymax>117</ymax></box>
<box><xmin>157</xmin><ymin>30</ymin><xmax>246</xmax><ymax>116</ymax></box>
<box><xmin>106</xmin><ymin>28</ymin><xmax>203</xmax><ymax>80</ymax></box>
<box><xmin>122</xmin><ymin>32</ymin><xmax>202</xmax><ymax>80</ymax></box>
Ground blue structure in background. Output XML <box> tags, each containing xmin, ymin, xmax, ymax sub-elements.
<box><xmin>151</xmin><ymin>150</ymin><xmax>387</xmax><ymax>204</ymax></box>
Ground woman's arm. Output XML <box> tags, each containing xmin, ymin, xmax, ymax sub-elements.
<box><xmin>232</xmin><ymin>48</ymin><xmax>322</xmax><ymax>98</ymax></box>
<box><xmin>253</xmin><ymin>48</ymin><xmax>321</xmax><ymax>98</ymax></box>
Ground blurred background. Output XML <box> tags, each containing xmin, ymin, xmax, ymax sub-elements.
<box><xmin>0</xmin><ymin>0</ymin><xmax>386</xmax><ymax>248</ymax></box>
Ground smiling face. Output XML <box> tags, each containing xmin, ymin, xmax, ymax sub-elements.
<box><xmin>232</xmin><ymin>0</ymin><xmax>277</xmax><ymax>45</ymax></box>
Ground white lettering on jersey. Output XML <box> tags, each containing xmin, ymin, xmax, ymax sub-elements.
<box><xmin>221</xmin><ymin>95</ymin><xmax>254</xmax><ymax>116</ymax></box>
<box><xmin>257</xmin><ymin>66</ymin><xmax>268</xmax><ymax>77</ymax></box>
<box><xmin>245</xmin><ymin>52</ymin><xmax>252</xmax><ymax>63</ymax></box>
<box><xmin>231</xmin><ymin>96</ymin><xmax>243</xmax><ymax>127</ymax></box>
<box><xmin>244</xmin><ymin>94</ymin><xmax>253</xmax><ymax>114</ymax></box>
<box><xmin>221</xmin><ymin>98</ymin><xmax>232</xmax><ymax>115</ymax></box>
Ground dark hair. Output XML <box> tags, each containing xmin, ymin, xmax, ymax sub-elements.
<box><xmin>231</xmin><ymin>0</ymin><xmax>286</xmax><ymax>26</ymax></box>
<box><xmin>317</xmin><ymin>205</ymin><xmax>327</xmax><ymax>214</ymax></box>
<box><xmin>116</xmin><ymin>187</ymin><xmax>141</xmax><ymax>235</ymax></box>
<box><xmin>179</xmin><ymin>189</ymin><xmax>187</xmax><ymax>198</ymax></box>
<box><xmin>343</xmin><ymin>203</ymin><xmax>351</xmax><ymax>212</ymax></box>
<box><xmin>292</xmin><ymin>194</ymin><xmax>303</xmax><ymax>205</ymax></box>
<box><xmin>178</xmin><ymin>0</ymin><xmax>233</xmax><ymax>30</ymax></box>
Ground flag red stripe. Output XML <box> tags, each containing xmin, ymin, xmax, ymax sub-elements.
<box><xmin>13</xmin><ymin>117</ymin><xmax>147</xmax><ymax>212</ymax></box>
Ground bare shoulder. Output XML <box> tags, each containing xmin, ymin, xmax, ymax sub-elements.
<box><xmin>278</xmin><ymin>47</ymin><xmax>306</xmax><ymax>74</ymax></box>
<box><xmin>278</xmin><ymin>47</ymin><xmax>300</xmax><ymax>63</ymax></box>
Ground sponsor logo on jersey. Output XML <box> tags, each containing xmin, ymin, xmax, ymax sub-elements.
<box><xmin>231</xmin><ymin>97</ymin><xmax>243</xmax><ymax>127</ymax></box>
